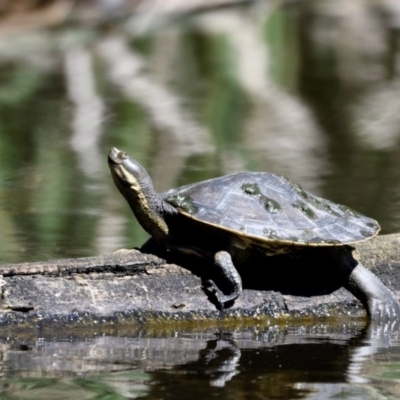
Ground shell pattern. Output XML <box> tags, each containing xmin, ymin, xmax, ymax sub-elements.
<box><xmin>163</xmin><ymin>172</ymin><xmax>380</xmax><ymax>246</ymax></box>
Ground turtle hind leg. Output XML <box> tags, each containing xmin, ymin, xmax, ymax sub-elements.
<box><xmin>337</xmin><ymin>246</ymin><xmax>400</xmax><ymax>322</ymax></box>
<box><xmin>347</xmin><ymin>262</ymin><xmax>400</xmax><ymax>321</ymax></box>
<box><xmin>203</xmin><ymin>251</ymin><xmax>243</xmax><ymax>309</ymax></box>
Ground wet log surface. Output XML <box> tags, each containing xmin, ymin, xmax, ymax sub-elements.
<box><xmin>0</xmin><ymin>234</ymin><xmax>399</xmax><ymax>329</ymax></box>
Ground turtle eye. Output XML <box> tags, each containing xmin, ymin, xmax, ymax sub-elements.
<box><xmin>118</xmin><ymin>151</ymin><xmax>128</xmax><ymax>160</ymax></box>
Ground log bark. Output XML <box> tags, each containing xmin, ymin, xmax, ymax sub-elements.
<box><xmin>0</xmin><ymin>233</ymin><xmax>399</xmax><ymax>328</ymax></box>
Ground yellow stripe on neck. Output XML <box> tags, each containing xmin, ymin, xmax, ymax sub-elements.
<box><xmin>129</xmin><ymin>183</ymin><xmax>169</xmax><ymax>237</ymax></box>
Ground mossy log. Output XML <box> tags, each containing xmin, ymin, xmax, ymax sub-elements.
<box><xmin>0</xmin><ymin>234</ymin><xmax>399</xmax><ymax>328</ymax></box>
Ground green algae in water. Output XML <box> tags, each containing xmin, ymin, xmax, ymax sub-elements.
<box><xmin>241</xmin><ymin>183</ymin><xmax>282</xmax><ymax>214</ymax></box>
<box><xmin>166</xmin><ymin>193</ymin><xmax>199</xmax><ymax>214</ymax></box>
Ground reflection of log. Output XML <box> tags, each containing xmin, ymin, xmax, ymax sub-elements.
<box><xmin>0</xmin><ymin>234</ymin><xmax>399</xmax><ymax>328</ymax></box>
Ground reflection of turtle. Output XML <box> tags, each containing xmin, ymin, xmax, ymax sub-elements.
<box><xmin>108</xmin><ymin>147</ymin><xmax>400</xmax><ymax>321</ymax></box>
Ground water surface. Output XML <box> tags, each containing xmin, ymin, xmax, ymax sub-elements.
<box><xmin>1</xmin><ymin>1</ymin><xmax>400</xmax><ymax>262</ymax></box>
<box><xmin>1</xmin><ymin>1</ymin><xmax>400</xmax><ymax>399</ymax></box>
<box><xmin>0</xmin><ymin>321</ymin><xmax>399</xmax><ymax>400</ymax></box>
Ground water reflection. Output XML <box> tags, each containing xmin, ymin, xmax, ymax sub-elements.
<box><xmin>98</xmin><ymin>33</ymin><xmax>214</xmax><ymax>191</ymax></box>
<box><xmin>0</xmin><ymin>321</ymin><xmax>399</xmax><ymax>399</ymax></box>
<box><xmin>65</xmin><ymin>47</ymin><xmax>104</xmax><ymax>180</ymax></box>
<box><xmin>194</xmin><ymin>5</ymin><xmax>328</xmax><ymax>189</ymax></box>
<box><xmin>1</xmin><ymin>2</ymin><xmax>400</xmax><ymax>399</ymax></box>
<box><xmin>1</xmin><ymin>1</ymin><xmax>400</xmax><ymax>262</ymax></box>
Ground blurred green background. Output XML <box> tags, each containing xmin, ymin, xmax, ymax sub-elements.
<box><xmin>1</xmin><ymin>0</ymin><xmax>400</xmax><ymax>263</ymax></box>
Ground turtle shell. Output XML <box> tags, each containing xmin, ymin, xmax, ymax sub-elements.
<box><xmin>163</xmin><ymin>172</ymin><xmax>380</xmax><ymax>246</ymax></box>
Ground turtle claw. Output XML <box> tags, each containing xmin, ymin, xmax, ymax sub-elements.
<box><xmin>203</xmin><ymin>279</ymin><xmax>218</xmax><ymax>295</ymax></box>
<box><xmin>203</xmin><ymin>279</ymin><xmax>237</xmax><ymax>309</ymax></box>
<box><xmin>203</xmin><ymin>279</ymin><xmax>225</xmax><ymax>309</ymax></box>
<box><xmin>341</xmin><ymin>256</ymin><xmax>400</xmax><ymax>322</ymax></box>
<box><xmin>367</xmin><ymin>291</ymin><xmax>400</xmax><ymax>323</ymax></box>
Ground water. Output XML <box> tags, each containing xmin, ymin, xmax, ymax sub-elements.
<box><xmin>0</xmin><ymin>322</ymin><xmax>399</xmax><ymax>399</ymax></box>
<box><xmin>1</xmin><ymin>0</ymin><xmax>400</xmax><ymax>398</ymax></box>
<box><xmin>2</xmin><ymin>1</ymin><xmax>400</xmax><ymax>263</ymax></box>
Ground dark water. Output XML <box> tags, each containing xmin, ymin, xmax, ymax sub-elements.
<box><xmin>1</xmin><ymin>321</ymin><xmax>400</xmax><ymax>399</ymax></box>
<box><xmin>2</xmin><ymin>0</ymin><xmax>400</xmax><ymax>398</ymax></box>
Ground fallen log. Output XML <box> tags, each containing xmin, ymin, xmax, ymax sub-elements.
<box><xmin>0</xmin><ymin>234</ymin><xmax>399</xmax><ymax>328</ymax></box>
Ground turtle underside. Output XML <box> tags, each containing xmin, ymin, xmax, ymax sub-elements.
<box><xmin>163</xmin><ymin>172</ymin><xmax>379</xmax><ymax>247</ymax></box>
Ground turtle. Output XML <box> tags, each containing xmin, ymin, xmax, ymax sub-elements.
<box><xmin>108</xmin><ymin>147</ymin><xmax>400</xmax><ymax>321</ymax></box>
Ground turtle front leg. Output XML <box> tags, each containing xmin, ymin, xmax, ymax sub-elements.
<box><xmin>337</xmin><ymin>246</ymin><xmax>400</xmax><ymax>322</ymax></box>
<box><xmin>204</xmin><ymin>251</ymin><xmax>243</xmax><ymax>309</ymax></box>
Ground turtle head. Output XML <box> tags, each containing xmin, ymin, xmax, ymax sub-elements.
<box><xmin>108</xmin><ymin>147</ymin><xmax>171</xmax><ymax>239</ymax></box>
<box><xmin>108</xmin><ymin>147</ymin><xmax>149</xmax><ymax>190</ymax></box>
